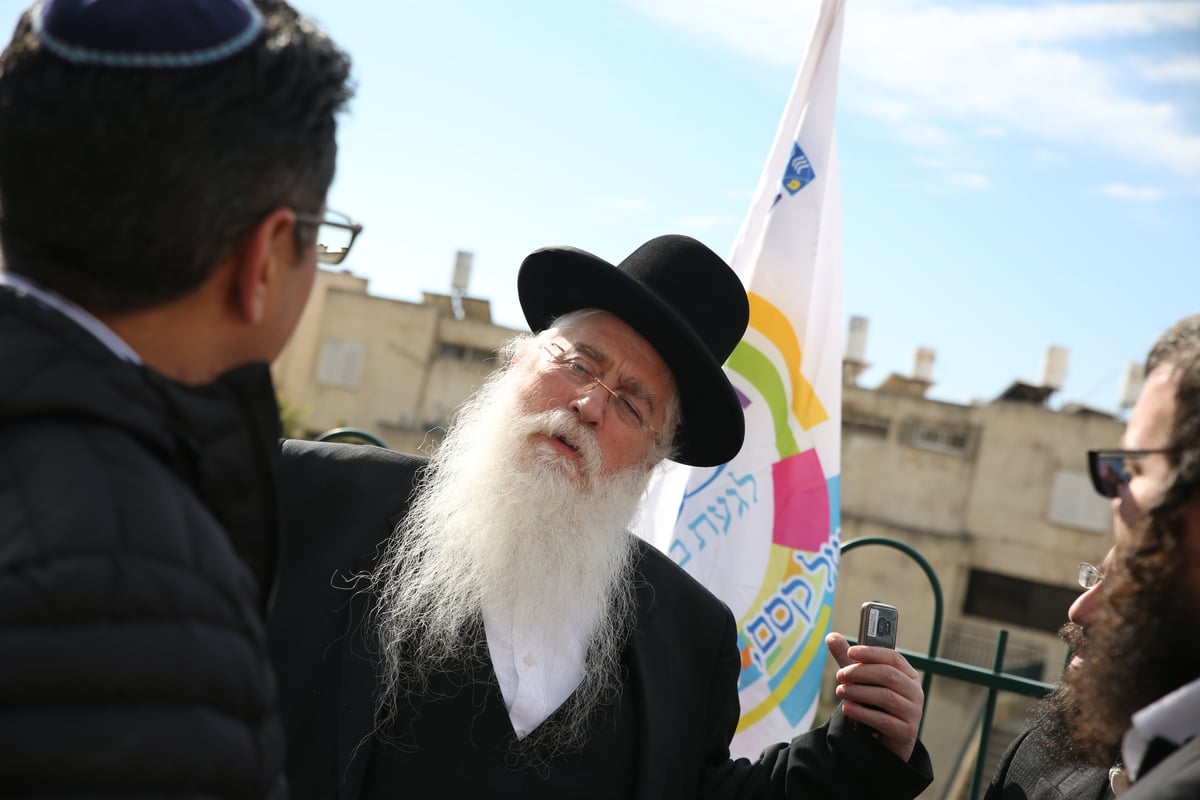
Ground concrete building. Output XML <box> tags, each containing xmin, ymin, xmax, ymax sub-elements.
<box><xmin>272</xmin><ymin>265</ymin><xmax>522</xmax><ymax>454</ymax></box>
<box><xmin>828</xmin><ymin>324</ymin><xmax>1127</xmax><ymax>799</ymax></box>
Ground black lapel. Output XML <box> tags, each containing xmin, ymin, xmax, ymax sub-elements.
<box><xmin>628</xmin><ymin>543</ymin><xmax>680</xmax><ymax>800</ymax></box>
<box><xmin>336</xmin><ymin>509</ymin><xmax>407</xmax><ymax>800</ymax></box>
<box><xmin>336</xmin><ymin>552</ymin><xmax>379</xmax><ymax>800</ymax></box>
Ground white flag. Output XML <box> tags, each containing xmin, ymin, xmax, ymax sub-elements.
<box><xmin>638</xmin><ymin>0</ymin><xmax>846</xmax><ymax>757</ymax></box>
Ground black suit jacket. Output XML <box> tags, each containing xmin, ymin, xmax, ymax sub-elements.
<box><xmin>1122</xmin><ymin>735</ymin><xmax>1200</xmax><ymax>800</ymax></box>
<box><xmin>984</xmin><ymin>727</ymin><xmax>1113</xmax><ymax>800</ymax></box>
<box><xmin>269</xmin><ymin>440</ymin><xmax>933</xmax><ymax>800</ymax></box>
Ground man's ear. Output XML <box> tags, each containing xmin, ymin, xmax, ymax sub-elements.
<box><xmin>232</xmin><ymin>207</ymin><xmax>298</xmax><ymax>324</ymax></box>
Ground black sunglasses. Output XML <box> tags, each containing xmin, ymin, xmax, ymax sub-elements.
<box><xmin>1087</xmin><ymin>448</ymin><xmax>1173</xmax><ymax>498</ymax></box>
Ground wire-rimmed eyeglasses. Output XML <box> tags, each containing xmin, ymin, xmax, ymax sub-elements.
<box><xmin>294</xmin><ymin>209</ymin><xmax>363</xmax><ymax>265</ymax></box>
<box><xmin>543</xmin><ymin>341</ymin><xmax>658</xmax><ymax>437</ymax></box>
<box><xmin>1078</xmin><ymin>562</ymin><xmax>1104</xmax><ymax>590</ymax></box>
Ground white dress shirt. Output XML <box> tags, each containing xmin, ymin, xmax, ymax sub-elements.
<box><xmin>1122</xmin><ymin>676</ymin><xmax>1200</xmax><ymax>782</ymax></box>
<box><xmin>482</xmin><ymin>605</ymin><xmax>589</xmax><ymax>739</ymax></box>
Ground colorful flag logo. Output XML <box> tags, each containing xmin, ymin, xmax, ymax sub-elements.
<box><xmin>638</xmin><ymin>0</ymin><xmax>846</xmax><ymax>757</ymax></box>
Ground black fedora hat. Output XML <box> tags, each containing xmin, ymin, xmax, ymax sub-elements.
<box><xmin>518</xmin><ymin>234</ymin><xmax>749</xmax><ymax>467</ymax></box>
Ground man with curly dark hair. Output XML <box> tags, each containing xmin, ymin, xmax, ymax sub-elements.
<box><xmin>0</xmin><ymin>0</ymin><xmax>354</xmax><ymax>795</ymax></box>
<box><xmin>1040</xmin><ymin>313</ymin><xmax>1200</xmax><ymax>799</ymax></box>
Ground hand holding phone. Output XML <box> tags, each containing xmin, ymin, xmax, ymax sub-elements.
<box><xmin>851</xmin><ymin>601</ymin><xmax>899</xmax><ymax>732</ymax></box>
<box><xmin>826</xmin><ymin>603</ymin><xmax>922</xmax><ymax>762</ymax></box>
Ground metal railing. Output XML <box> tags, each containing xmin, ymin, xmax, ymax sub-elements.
<box><xmin>314</xmin><ymin>426</ymin><xmax>389</xmax><ymax>447</ymax></box>
<box><xmin>841</xmin><ymin>536</ymin><xmax>1055</xmax><ymax>800</ymax></box>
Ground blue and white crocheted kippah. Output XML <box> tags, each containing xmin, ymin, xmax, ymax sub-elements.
<box><xmin>31</xmin><ymin>0</ymin><xmax>265</xmax><ymax>68</ymax></box>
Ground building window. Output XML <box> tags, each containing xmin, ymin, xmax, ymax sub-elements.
<box><xmin>316</xmin><ymin>339</ymin><xmax>365</xmax><ymax>389</ymax></box>
<box><xmin>1046</xmin><ymin>469</ymin><xmax>1111</xmax><ymax>533</ymax></box>
<box><xmin>843</xmin><ymin>413</ymin><xmax>890</xmax><ymax>439</ymax></box>
<box><xmin>906</xmin><ymin>422</ymin><xmax>972</xmax><ymax>455</ymax></box>
<box><xmin>437</xmin><ymin>343</ymin><xmax>497</xmax><ymax>363</ymax></box>
<box><xmin>962</xmin><ymin>568</ymin><xmax>1079</xmax><ymax>635</ymax></box>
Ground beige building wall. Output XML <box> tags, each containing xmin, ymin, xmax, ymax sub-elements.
<box><xmin>271</xmin><ymin>268</ymin><xmax>522</xmax><ymax>453</ymax></box>
<box><xmin>273</xmin><ymin>268</ymin><xmax>368</xmax><ymax>408</ymax></box>
<box><xmin>834</xmin><ymin>382</ymin><xmax>1121</xmax><ymax>662</ymax></box>
<box><xmin>828</xmin><ymin>379</ymin><xmax>1124</xmax><ymax>799</ymax></box>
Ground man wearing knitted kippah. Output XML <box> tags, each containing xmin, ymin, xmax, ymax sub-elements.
<box><xmin>0</xmin><ymin>1</ymin><xmax>354</xmax><ymax>795</ymax></box>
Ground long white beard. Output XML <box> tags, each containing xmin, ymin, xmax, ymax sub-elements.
<box><xmin>371</xmin><ymin>360</ymin><xmax>653</xmax><ymax>758</ymax></box>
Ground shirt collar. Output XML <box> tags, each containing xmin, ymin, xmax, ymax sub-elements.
<box><xmin>1122</xmin><ymin>676</ymin><xmax>1200</xmax><ymax>781</ymax></box>
<box><xmin>1</xmin><ymin>271</ymin><xmax>141</xmax><ymax>364</ymax></box>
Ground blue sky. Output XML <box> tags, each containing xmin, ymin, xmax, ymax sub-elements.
<box><xmin>6</xmin><ymin>0</ymin><xmax>1197</xmax><ymax>410</ymax></box>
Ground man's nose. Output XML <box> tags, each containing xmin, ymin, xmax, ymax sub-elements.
<box><xmin>1068</xmin><ymin>583</ymin><xmax>1101</xmax><ymax>627</ymax></box>
<box><xmin>570</xmin><ymin>382</ymin><xmax>610</xmax><ymax>426</ymax></box>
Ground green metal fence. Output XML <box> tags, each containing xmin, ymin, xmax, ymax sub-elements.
<box><xmin>842</xmin><ymin>536</ymin><xmax>1056</xmax><ymax>800</ymax></box>
<box><xmin>314</xmin><ymin>426</ymin><xmax>390</xmax><ymax>447</ymax></box>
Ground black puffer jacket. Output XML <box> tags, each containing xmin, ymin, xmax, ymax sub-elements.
<box><xmin>0</xmin><ymin>285</ymin><xmax>287</xmax><ymax>798</ymax></box>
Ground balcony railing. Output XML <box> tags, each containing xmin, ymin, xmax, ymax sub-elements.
<box><xmin>842</xmin><ymin>536</ymin><xmax>1056</xmax><ymax>800</ymax></box>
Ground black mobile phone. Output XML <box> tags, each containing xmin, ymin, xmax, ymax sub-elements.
<box><xmin>858</xmin><ymin>601</ymin><xmax>899</xmax><ymax>649</ymax></box>
<box><xmin>851</xmin><ymin>601</ymin><xmax>899</xmax><ymax>732</ymax></box>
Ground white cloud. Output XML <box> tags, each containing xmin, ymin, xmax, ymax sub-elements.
<box><xmin>678</xmin><ymin>214</ymin><xmax>738</xmax><ymax>230</ymax></box>
<box><xmin>1102</xmin><ymin>183</ymin><xmax>1163</xmax><ymax>201</ymax></box>
<box><xmin>914</xmin><ymin>155</ymin><xmax>949</xmax><ymax>169</ymax></box>
<box><xmin>845</xmin><ymin>2</ymin><xmax>1200</xmax><ymax>176</ymax></box>
<box><xmin>854</xmin><ymin>96</ymin><xmax>955</xmax><ymax>148</ymax></box>
<box><xmin>949</xmin><ymin>172</ymin><xmax>991</xmax><ymax>190</ymax></box>
<box><xmin>1138</xmin><ymin>56</ymin><xmax>1200</xmax><ymax>84</ymax></box>
<box><xmin>591</xmin><ymin>196</ymin><xmax>651</xmax><ymax>212</ymax></box>
<box><xmin>1034</xmin><ymin>149</ymin><xmax>1068</xmax><ymax>165</ymax></box>
<box><xmin>623</xmin><ymin>0</ymin><xmax>1200</xmax><ymax>176</ymax></box>
<box><xmin>622</xmin><ymin>0</ymin><xmax>819</xmax><ymax>73</ymax></box>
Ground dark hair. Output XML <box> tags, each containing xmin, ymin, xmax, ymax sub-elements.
<box><xmin>1115</xmin><ymin>313</ymin><xmax>1200</xmax><ymax>599</ymax></box>
<box><xmin>1042</xmin><ymin>313</ymin><xmax>1200</xmax><ymax>767</ymax></box>
<box><xmin>1145</xmin><ymin>313</ymin><xmax>1200</xmax><ymax>541</ymax></box>
<box><xmin>0</xmin><ymin>0</ymin><xmax>354</xmax><ymax>313</ymax></box>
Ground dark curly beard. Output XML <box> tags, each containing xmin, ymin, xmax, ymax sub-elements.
<box><xmin>1035</xmin><ymin>549</ymin><xmax>1200</xmax><ymax>768</ymax></box>
<box><xmin>1029</xmin><ymin>623</ymin><xmax>1104</xmax><ymax>766</ymax></box>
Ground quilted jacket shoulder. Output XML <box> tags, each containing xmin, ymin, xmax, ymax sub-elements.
<box><xmin>0</xmin><ymin>286</ymin><xmax>286</xmax><ymax>799</ymax></box>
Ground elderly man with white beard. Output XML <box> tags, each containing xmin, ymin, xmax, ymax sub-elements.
<box><xmin>268</xmin><ymin>234</ymin><xmax>934</xmax><ymax>800</ymax></box>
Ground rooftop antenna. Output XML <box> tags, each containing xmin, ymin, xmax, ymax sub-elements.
<box><xmin>1117</xmin><ymin>361</ymin><xmax>1145</xmax><ymax>411</ymax></box>
<box><xmin>842</xmin><ymin>315</ymin><xmax>870</xmax><ymax>386</ymax></box>
<box><xmin>912</xmin><ymin>346</ymin><xmax>936</xmax><ymax>383</ymax></box>
<box><xmin>450</xmin><ymin>250</ymin><xmax>472</xmax><ymax>321</ymax></box>
<box><xmin>1041</xmin><ymin>345</ymin><xmax>1069</xmax><ymax>391</ymax></box>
